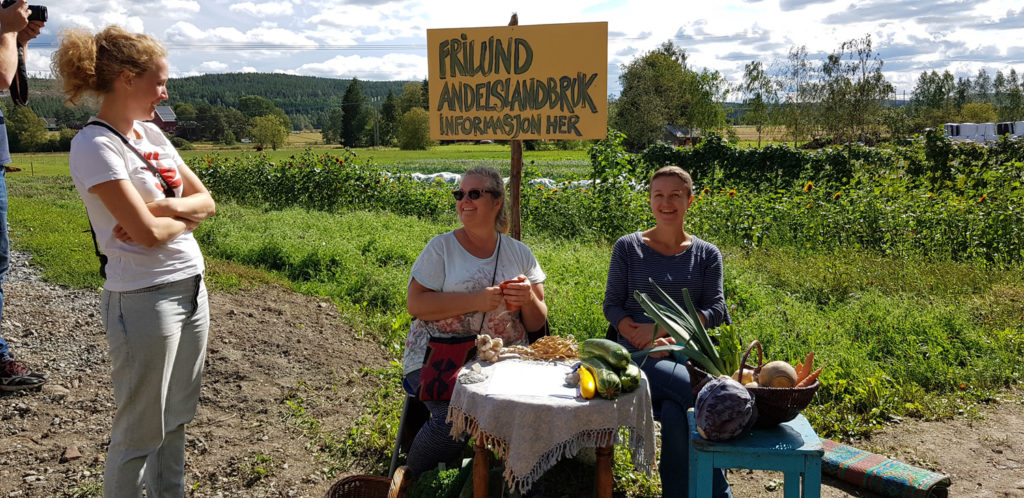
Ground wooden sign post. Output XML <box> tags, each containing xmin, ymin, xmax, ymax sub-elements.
<box><xmin>508</xmin><ymin>14</ymin><xmax>523</xmax><ymax>240</ymax></box>
<box><xmin>427</xmin><ymin>18</ymin><xmax>608</xmax><ymax>240</ymax></box>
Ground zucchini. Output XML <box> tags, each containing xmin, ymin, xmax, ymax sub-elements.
<box><xmin>581</xmin><ymin>357</ymin><xmax>622</xmax><ymax>399</ymax></box>
<box><xmin>580</xmin><ymin>338</ymin><xmax>631</xmax><ymax>371</ymax></box>
<box><xmin>619</xmin><ymin>362</ymin><xmax>641</xmax><ymax>393</ymax></box>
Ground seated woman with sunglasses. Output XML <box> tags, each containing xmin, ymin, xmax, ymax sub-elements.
<box><xmin>401</xmin><ymin>166</ymin><xmax>548</xmax><ymax>477</ymax></box>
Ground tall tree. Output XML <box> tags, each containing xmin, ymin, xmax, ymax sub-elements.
<box><xmin>250</xmin><ymin>115</ymin><xmax>289</xmax><ymax>150</ymax></box>
<box><xmin>340</xmin><ymin>78</ymin><xmax>369</xmax><ymax>147</ymax></box>
<box><xmin>397</xmin><ymin>82</ymin><xmax>424</xmax><ymax>115</ymax></box>
<box><xmin>380</xmin><ymin>89</ymin><xmax>399</xmax><ymax>145</ymax></box>
<box><xmin>774</xmin><ymin>45</ymin><xmax>817</xmax><ymax>146</ymax></box>
<box><xmin>420</xmin><ymin>78</ymin><xmax>429</xmax><ymax>110</ymax></box>
<box><xmin>972</xmin><ymin>69</ymin><xmax>993</xmax><ymax>103</ymax></box>
<box><xmin>909</xmin><ymin>70</ymin><xmax>957</xmax><ymax>129</ymax></box>
<box><xmin>818</xmin><ymin>35</ymin><xmax>893</xmax><ymax>143</ymax></box>
<box><xmin>397</xmin><ymin>107</ymin><xmax>431</xmax><ymax>150</ymax></box>
<box><xmin>322</xmin><ymin>107</ymin><xmax>345</xmax><ymax>144</ymax></box>
<box><xmin>6</xmin><ymin>105</ymin><xmax>47</xmax><ymax>152</ymax></box>
<box><xmin>740</xmin><ymin>60</ymin><xmax>777</xmax><ymax>147</ymax></box>
<box><xmin>238</xmin><ymin>94</ymin><xmax>292</xmax><ymax>131</ymax></box>
<box><xmin>1004</xmin><ymin>69</ymin><xmax>1024</xmax><ymax>121</ymax></box>
<box><xmin>613</xmin><ymin>49</ymin><xmax>686</xmax><ymax>151</ymax></box>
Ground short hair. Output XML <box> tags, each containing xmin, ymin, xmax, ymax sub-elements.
<box><xmin>649</xmin><ymin>165</ymin><xmax>694</xmax><ymax>197</ymax></box>
<box><xmin>51</xmin><ymin>25</ymin><xmax>167</xmax><ymax>105</ymax></box>
<box><xmin>462</xmin><ymin>166</ymin><xmax>509</xmax><ymax>234</ymax></box>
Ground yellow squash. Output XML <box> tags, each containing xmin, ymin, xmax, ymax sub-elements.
<box><xmin>578</xmin><ymin>366</ymin><xmax>596</xmax><ymax>399</ymax></box>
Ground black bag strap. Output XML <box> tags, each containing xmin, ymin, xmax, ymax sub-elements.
<box><xmin>84</xmin><ymin>120</ymin><xmax>176</xmax><ymax>199</ymax></box>
<box><xmin>86</xmin><ymin>223</ymin><xmax>108</xmax><ymax>279</ymax></box>
<box><xmin>9</xmin><ymin>45</ymin><xmax>27</xmax><ymax>106</ymax></box>
<box><xmin>477</xmin><ymin>235</ymin><xmax>501</xmax><ymax>334</ymax></box>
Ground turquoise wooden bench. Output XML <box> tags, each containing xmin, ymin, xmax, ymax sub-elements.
<box><xmin>687</xmin><ymin>408</ymin><xmax>824</xmax><ymax>498</ymax></box>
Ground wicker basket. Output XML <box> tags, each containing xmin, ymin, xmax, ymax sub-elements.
<box><xmin>687</xmin><ymin>340</ymin><xmax>819</xmax><ymax>428</ymax></box>
<box><xmin>325</xmin><ymin>474</ymin><xmax>393</xmax><ymax>498</ymax></box>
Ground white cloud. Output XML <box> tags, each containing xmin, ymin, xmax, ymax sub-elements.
<box><xmin>164</xmin><ymin>21</ymin><xmax>316</xmax><ymax>46</ymax></box>
<box><xmin>29</xmin><ymin>0</ymin><xmax>1024</xmax><ymax>97</ymax></box>
<box><xmin>230</xmin><ymin>1</ymin><xmax>294</xmax><ymax>18</ymax></box>
<box><xmin>295</xmin><ymin>53</ymin><xmax>426</xmax><ymax>80</ymax></box>
<box><xmin>198</xmin><ymin>61</ymin><xmax>230</xmax><ymax>72</ymax></box>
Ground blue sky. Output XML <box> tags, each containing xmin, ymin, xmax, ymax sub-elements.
<box><xmin>24</xmin><ymin>0</ymin><xmax>1024</xmax><ymax>99</ymax></box>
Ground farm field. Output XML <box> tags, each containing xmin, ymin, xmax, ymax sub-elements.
<box><xmin>1</xmin><ymin>136</ymin><xmax>1022</xmax><ymax>496</ymax></box>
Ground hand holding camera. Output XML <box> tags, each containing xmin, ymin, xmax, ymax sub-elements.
<box><xmin>0</xmin><ymin>0</ymin><xmax>45</xmax><ymax>28</ymax></box>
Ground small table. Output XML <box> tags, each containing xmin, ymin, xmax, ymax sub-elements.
<box><xmin>687</xmin><ymin>408</ymin><xmax>823</xmax><ymax>498</ymax></box>
<box><xmin>448</xmin><ymin>360</ymin><xmax>655</xmax><ymax>498</ymax></box>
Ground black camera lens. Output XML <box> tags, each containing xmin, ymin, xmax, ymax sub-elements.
<box><xmin>28</xmin><ymin>5</ymin><xmax>45</xmax><ymax>22</ymax></box>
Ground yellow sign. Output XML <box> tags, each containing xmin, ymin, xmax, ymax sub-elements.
<box><xmin>427</xmin><ymin>22</ymin><xmax>607</xmax><ymax>141</ymax></box>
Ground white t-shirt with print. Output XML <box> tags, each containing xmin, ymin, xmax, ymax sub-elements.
<box><xmin>70</xmin><ymin>118</ymin><xmax>204</xmax><ymax>292</ymax></box>
<box><xmin>402</xmin><ymin>231</ymin><xmax>546</xmax><ymax>375</ymax></box>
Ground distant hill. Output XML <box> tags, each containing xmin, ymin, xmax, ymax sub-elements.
<box><xmin>165</xmin><ymin>73</ymin><xmax>412</xmax><ymax>116</ymax></box>
<box><xmin>20</xmin><ymin>73</ymin><xmax>415</xmax><ymax>127</ymax></box>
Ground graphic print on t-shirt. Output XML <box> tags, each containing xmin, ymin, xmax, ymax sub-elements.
<box><xmin>143</xmin><ymin>150</ymin><xmax>182</xmax><ymax>192</ymax></box>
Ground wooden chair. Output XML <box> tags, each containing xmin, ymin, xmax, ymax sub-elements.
<box><xmin>387</xmin><ymin>386</ymin><xmax>429</xmax><ymax>479</ymax></box>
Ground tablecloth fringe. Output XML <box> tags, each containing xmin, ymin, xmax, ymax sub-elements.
<box><xmin>447</xmin><ymin>405</ymin><xmax>654</xmax><ymax>494</ymax></box>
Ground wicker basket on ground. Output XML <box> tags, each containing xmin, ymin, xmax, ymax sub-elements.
<box><xmin>687</xmin><ymin>340</ymin><xmax>819</xmax><ymax>428</ymax></box>
<box><xmin>325</xmin><ymin>474</ymin><xmax>393</xmax><ymax>498</ymax></box>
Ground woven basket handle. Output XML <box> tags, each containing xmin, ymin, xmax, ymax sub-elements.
<box><xmin>739</xmin><ymin>340</ymin><xmax>763</xmax><ymax>381</ymax></box>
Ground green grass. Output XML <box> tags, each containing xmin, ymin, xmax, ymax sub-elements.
<box><xmin>6</xmin><ymin>147</ymin><xmax>1023</xmax><ymax>496</ymax></box>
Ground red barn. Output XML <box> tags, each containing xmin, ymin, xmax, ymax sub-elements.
<box><xmin>149</xmin><ymin>105</ymin><xmax>177</xmax><ymax>133</ymax></box>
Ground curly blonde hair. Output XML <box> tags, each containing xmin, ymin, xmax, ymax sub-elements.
<box><xmin>50</xmin><ymin>26</ymin><xmax>166</xmax><ymax>105</ymax></box>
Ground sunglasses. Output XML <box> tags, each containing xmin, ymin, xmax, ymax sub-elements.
<box><xmin>452</xmin><ymin>189</ymin><xmax>497</xmax><ymax>201</ymax></box>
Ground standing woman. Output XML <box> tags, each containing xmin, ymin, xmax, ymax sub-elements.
<box><xmin>603</xmin><ymin>165</ymin><xmax>732</xmax><ymax>497</ymax></box>
<box><xmin>51</xmin><ymin>26</ymin><xmax>215</xmax><ymax>497</ymax></box>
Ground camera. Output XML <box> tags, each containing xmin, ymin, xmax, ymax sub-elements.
<box><xmin>0</xmin><ymin>1</ymin><xmax>46</xmax><ymax>23</ymax></box>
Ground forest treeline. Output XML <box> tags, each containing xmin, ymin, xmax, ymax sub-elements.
<box><xmin>18</xmin><ymin>73</ymin><xmax>413</xmax><ymax>131</ymax></box>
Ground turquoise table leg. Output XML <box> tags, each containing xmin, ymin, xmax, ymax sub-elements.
<box><xmin>802</xmin><ymin>455</ymin><xmax>822</xmax><ymax>498</ymax></box>
<box><xmin>783</xmin><ymin>470</ymin><xmax>800</xmax><ymax>498</ymax></box>
<box><xmin>689</xmin><ymin>434</ymin><xmax>713</xmax><ymax>498</ymax></box>
<box><xmin>688</xmin><ymin>434</ymin><xmax>699</xmax><ymax>497</ymax></box>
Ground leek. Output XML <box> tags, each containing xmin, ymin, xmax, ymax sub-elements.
<box><xmin>632</xmin><ymin>278</ymin><xmax>736</xmax><ymax>377</ymax></box>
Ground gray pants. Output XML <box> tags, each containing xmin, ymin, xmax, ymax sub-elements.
<box><xmin>101</xmin><ymin>275</ymin><xmax>208</xmax><ymax>498</ymax></box>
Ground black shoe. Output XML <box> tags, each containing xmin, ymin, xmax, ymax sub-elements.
<box><xmin>0</xmin><ymin>359</ymin><xmax>47</xmax><ymax>391</ymax></box>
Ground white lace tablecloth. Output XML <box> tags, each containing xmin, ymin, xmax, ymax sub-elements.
<box><xmin>447</xmin><ymin>359</ymin><xmax>655</xmax><ymax>494</ymax></box>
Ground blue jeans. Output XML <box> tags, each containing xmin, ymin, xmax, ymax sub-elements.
<box><xmin>101</xmin><ymin>274</ymin><xmax>208</xmax><ymax>497</ymax></box>
<box><xmin>619</xmin><ymin>331</ymin><xmax>732</xmax><ymax>498</ymax></box>
<box><xmin>0</xmin><ymin>168</ymin><xmax>10</xmax><ymax>362</ymax></box>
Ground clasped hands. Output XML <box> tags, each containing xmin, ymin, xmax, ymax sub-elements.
<box><xmin>476</xmin><ymin>274</ymin><xmax>534</xmax><ymax>312</ymax></box>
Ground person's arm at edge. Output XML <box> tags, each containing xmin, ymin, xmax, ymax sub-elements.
<box><xmin>0</xmin><ymin>1</ymin><xmax>28</xmax><ymax>88</ymax></box>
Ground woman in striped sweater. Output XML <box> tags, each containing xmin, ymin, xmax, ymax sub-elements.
<box><xmin>603</xmin><ymin>165</ymin><xmax>732</xmax><ymax>497</ymax></box>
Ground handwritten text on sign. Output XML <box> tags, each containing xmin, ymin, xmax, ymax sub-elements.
<box><xmin>428</xmin><ymin>22</ymin><xmax>608</xmax><ymax>140</ymax></box>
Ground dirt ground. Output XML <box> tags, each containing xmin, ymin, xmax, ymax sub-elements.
<box><xmin>1</xmin><ymin>251</ymin><xmax>1022</xmax><ymax>497</ymax></box>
